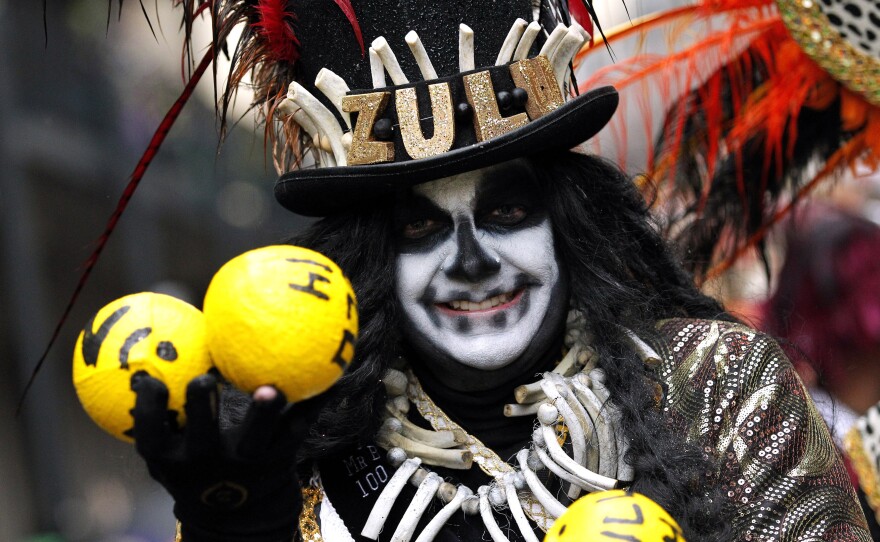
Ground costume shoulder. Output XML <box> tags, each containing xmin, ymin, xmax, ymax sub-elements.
<box><xmin>652</xmin><ymin>318</ymin><xmax>872</xmax><ymax>541</ymax></box>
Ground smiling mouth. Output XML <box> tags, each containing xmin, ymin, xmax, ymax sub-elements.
<box><xmin>438</xmin><ymin>288</ymin><xmax>524</xmax><ymax>313</ymax></box>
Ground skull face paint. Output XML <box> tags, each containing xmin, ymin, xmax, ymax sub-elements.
<box><xmin>394</xmin><ymin>160</ymin><xmax>562</xmax><ymax>371</ymax></box>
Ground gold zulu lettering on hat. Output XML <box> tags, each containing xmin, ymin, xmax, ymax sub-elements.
<box><xmin>463</xmin><ymin>71</ymin><xmax>528</xmax><ymax>142</ymax></box>
<box><xmin>396</xmin><ymin>83</ymin><xmax>455</xmax><ymax>159</ymax></box>
<box><xmin>342</xmin><ymin>91</ymin><xmax>395</xmax><ymax>165</ymax></box>
<box><xmin>509</xmin><ymin>55</ymin><xmax>564</xmax><ymax>120</ymax></box>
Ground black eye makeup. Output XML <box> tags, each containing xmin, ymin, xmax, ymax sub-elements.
<box><xmin>402</xmin><ymin>218</ymin><xmax>445</xmax><ymax>239</ymax></box>
<box><xmin>484</xmin><ymin>204</ymin><xmax>528</xmax><ymax>226</ymax></box>
<box><xmin>474</xmin><ymin>163</ymin><xmax>545</xmax><ymax>232</ymax></box>
<box><xmin>394</xmin><ymin>196</ymin><xmax>453</xmax><ymax>248</ymax></box>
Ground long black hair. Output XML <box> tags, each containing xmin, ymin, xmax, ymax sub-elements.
<box><xmin>289</xmin><ymin>150</ymin><xmax>735</xmax><ymax>541</ymax></box>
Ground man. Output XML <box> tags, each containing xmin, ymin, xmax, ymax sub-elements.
<box><xmin>128</xmin><ymin>0</ymin><xmax>871</xmax><ymax>540</ymax></box>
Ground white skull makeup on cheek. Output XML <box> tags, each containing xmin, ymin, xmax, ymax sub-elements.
<box><xmin>394</xmin><ymin>161</ymin><xmax>561</xmax><ymax>371</ymax></box>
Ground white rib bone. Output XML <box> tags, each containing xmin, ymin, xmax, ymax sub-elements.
<box><xmin>568</xmin><ymin>375</ymin><xmax>616</xmax><ymax>478</ymax></box>
<box><xmin>514</xmin><ymin>381</ymin><xmax>546</xmax><ymax>404</ymax></box>
<box><xmin>527</xmin><ymin>449</ymin><xmax>543</xmax><ymax>471</ymax></box>
<box><xmin>478</xmin><ymin>486</ymin><xmax>511</xmax><ymax>542</ymax></box>
<box><xmin>532</xmin><ymin>425</ymin><xmax>545</xmax><ymax>447</ymax></box>
<box><xmin>438</xmin><ymin>482</ymin><xmax>457</xmax><ymax>503</ymax></box>
<box><xmin>574</xmin><ymin>373</ymin><xmax>633</xmax><ymax>482</ymax></box>
<box><xmin>315</xmin><ymin>68</ymin><xmax>352</xmax><ymax>130</ymax></box>
<box><xmin>390</xmin><ymin>472</ymin><xmax>442</xmax><ymax>542</ymax></box>
<box><xmin>392</xmin><ymin>395</ymin><xmax>411</xmax><ymax>414</ymax></box>
<box><xmin>402</xmin><ymin>423</ymin><xmax>458</xmax><ymax>448</ymax></box>
<box><xmin>383</xmin><ymin>368</ymin><xmax>409</xmax><ymax>397</ymax></box>
<box><xmin>567</xmin><ymin>309</ymin><xmax>586</xmax><ymax>326</ymax></box>
<box><xmin>581</xmin><ymin>370</ymin><xmax>633</xmax><ymax>481</ymax></box>
<box><xmin>502</xmin><ymin>473</ymin><xmax>540</xmax><ymax>542</ymax></box>
<box><xmin>516</xmin><ymin>449</ymin><xmax>567</xmax><ymax>518</ymax></box>
<box><xmin>538</xmin><ymin>24</ymin><xmax>568</xmax><ymax>57</ymax></box>
<box><xmin>415</xmin><ymin>486</ymin><xmax>471</xmax><ymax>542</ymax></box>
<box><xmin>462</xmin><ymin>495</ymin><xmax>480</xmax><ymax>515</ymax></box>
<box><xmin>385</xmin><ymin>402</ymin><xmax>468</xmax><ymax>444</ymax></box>
<box><xmin>512</xmin><ymin>21</ymin><xmax>542</xmax><ymax>60</ymax></box>
<box><xmin>553</xmin><ymin>342</ymin><xmax>584</xmax><ymax>376</ymax></box>
<box><xmin>514</xmin><ymin>345</ymin><xmax>584</xmax><ymax>404</ymax></box>
<box><xmin>277</xmin><ymin>97</ymin><xmax>329</xmax><ymax>164</ymax></box>
<box><xmin>537</xmin><ymin>402</ymin><xmax>559</xmax><ymax>425</ymax></box>
<box><xmin>571</xmin><ymin>21</ymin><xmax>592</xmax><ymax>42</ymax></box>
<box><xmin>624</xmin><ymin>329</ymin><xmax>662</xmax><ymax>366</ymax></box>
<box><xmin>540</xmin><ymin>380</ymin><xmax>587</xmax><ymax>499</ymax></box>
<box><xmin>541</xmin><ymin>424</ymin><xmax>617</xmax><ymax>491</ymax></box>
<box><xmin>495</xmin><ymin>18</ymin><xmax>528</xmax><ymax>65</ymax></box>
<box><xmin>550</xmin><ymin>27</ymin><xmax>586</xmax><ymax>90</ymax></box>
<box><xmin>534</xmin><ymin>444</ymin><xmax>595</xmax><ymax>492</ymax></box>
<box><xmin>286</xmin><ymin>82</ymin><xmax>348</xmax><ymax>166</ymax></box>
<box><xmin>362</xmin><ymin>458</ymin><xmax>422</xmax><ymax>539</ymax></box>
<box><xmin>504</xmin><ymin>402</ymin><xmax>541</xmax><ymax>417</ymax></box>
<box><xmin>410</xmin><ymin>468</ymin><xmax>428</xmax><ymax>486</ymax></box>
<box><xmin>405</xmin><ymin>31</ymin><xmax>438</xmax><ymax>80</ymax></box>
<box><xmin>369</xmin><ymin>48</ymin><xmax>387</xmax><ymax>88</ymax></box>
<box><xmin>372</xmin><ymin>36</ymin><xmax>409</xmax><ymax>85</ymax></box>
<box><xmin>388</xmin><ymin>446</ymin><xmax>408</xmax><ymax>467</ymax></box>
<box><xmin>383</xmin><ymin>404</ymin><xmax>460</xmax><ymax>447</ymax></box>
<box><xmin>541</xmin><ymin>379</ymin><xmax>591</xmax><ymax>468</ymax></box>
<box><xmin>579</xmin><ymin>345</ymin><xmax>599</xmax><ymax>373</ymax></box>
<box><xmin>564</xmin><ymin>327</ymin><xmax>582</xmax><ymax>348</ymax></box>
<box><xmin>291</xmin><ymin>108</ymin><xmax>336</xmax><ymax>167</ymax></box>
<box><xmin>383</xmin><ymin>417</ymin><xmax>404</xmax><ymax>434</ymax></box>
<box><xmin>377</xmin><ymin>429</ymin><xmax>473</xmax><ymax>469</ymax></box>
<box><xmin>459</xmin><ymin>24</ymin><xmax>475</xmax><ymax>71</ymax></box>
<box><xmin>548</xmin><ymin>374</ymin><xmax>599</xmax><ymax>447</ymax></box>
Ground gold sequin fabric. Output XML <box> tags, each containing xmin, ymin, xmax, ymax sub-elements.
<box><xmin>654</xmin><ymin>319</ymin><xmax>871</xmax><ymax>541</ymax></box>
<box><xmin>776</xmin><ymin>0</ymin><xmax>880</xmax><ymax>106</ymax></box>
<box><xmin>299</xmin><ymin>486</ymin><xmax>324</xmax><ymax>542</ymax></box>
<box><xmin>845</xmin><ymin>404</ymin><xmax>880</xmax><ymax>524</ymax></box>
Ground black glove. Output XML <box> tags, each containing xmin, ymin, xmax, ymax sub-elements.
<box><xmin>130</xmin><ymin>372</ymin><xmax>318</xmax><ymax>542</ymax></box>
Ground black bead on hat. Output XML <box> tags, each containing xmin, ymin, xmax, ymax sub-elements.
<box><xmin>268</xmin><ymin>0</ymin><xmax>619</xmax><ymax>216</ymax></box>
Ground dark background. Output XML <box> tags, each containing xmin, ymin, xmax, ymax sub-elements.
<box><xmin>0</xmin><ymin>2</ymin><xmax>311</xmax><ymax>540</ymax></box>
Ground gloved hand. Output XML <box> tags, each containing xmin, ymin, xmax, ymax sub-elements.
<box><xmin>130</xmin><ymin>371</ymin><xmax>319</xmax><ymax>542</ymax></box>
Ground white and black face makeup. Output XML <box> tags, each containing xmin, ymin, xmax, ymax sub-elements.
<box><xmin>394</xmin><ymin>160</ymin><xmax>563</xmax><ymax>373</ymax></box>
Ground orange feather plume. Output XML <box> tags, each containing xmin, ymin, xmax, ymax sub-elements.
<box><xmin>576</xmin><ymin>0</ymin><xmax>880</xmax><ymax>280</ymax></box>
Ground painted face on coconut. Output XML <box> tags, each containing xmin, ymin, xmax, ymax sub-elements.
<box><xmin>394</xmin><ymin>160</ymin><xmax>562</xmax><ymax>370</ymax></box>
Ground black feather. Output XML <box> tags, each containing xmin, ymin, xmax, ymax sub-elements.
<box><xmin>654</xmin><ymin>47</ymin><xmax>848</xmax><ymax>279</ymax></box>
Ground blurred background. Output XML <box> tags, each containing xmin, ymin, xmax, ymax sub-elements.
<box><xmin>0</xmin><ymin>2</ymin><xmax>311</xmax><ymax>541</ymax></box>
<box><xmin>1</xmin><ymin>1</ymin><xmax>879</xmax><ymax>541</ymax></box>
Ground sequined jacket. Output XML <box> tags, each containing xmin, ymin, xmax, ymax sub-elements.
<box><xmin>303</xmin><ymin>318</ymin><xmax>872</xmax><ymax>541</ymax></box>
<box><xmin>650</xmin><ymin>318</ymin><xmax>870</xmax><ymax>541</ymax></box>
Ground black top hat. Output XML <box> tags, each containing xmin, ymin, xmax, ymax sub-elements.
<box><xmin>250</xmin><ymin>0</ymin><xmax>618</xmax><ymax>216</ymax></box>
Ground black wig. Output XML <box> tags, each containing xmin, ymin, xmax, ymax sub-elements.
<box><xmin>288</xmin><ymin>150</ymin><xmax>736</xmax><ymax>541</ymax></box>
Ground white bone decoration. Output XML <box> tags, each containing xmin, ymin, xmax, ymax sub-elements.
<box><xmin>351</xmin><ymin>308</ymin><xmax>643</xmax><ymax>542</ymax></box>
<box><xmin>276</xmin><ymin>18</ymin><xmax>591</xmax><ymax>169</ymax></box>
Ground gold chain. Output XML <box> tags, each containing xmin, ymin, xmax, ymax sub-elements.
<box><xmin>299</xmin><ymin>485</ymin><xmax>324</xmax><ymax>542</ymax></box>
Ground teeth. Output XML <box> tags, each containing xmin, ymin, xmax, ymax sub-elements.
<box><xmin>447</xmin><ymin>291</ymin><xmax>515</xmax><ymax>311</ymax></box>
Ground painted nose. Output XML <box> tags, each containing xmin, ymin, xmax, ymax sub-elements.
<box><xmin>445</xmin><ymin>222</ymin><xmax>500</xmax><ymax>282</ymax></box>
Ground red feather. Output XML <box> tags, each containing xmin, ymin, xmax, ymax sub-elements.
<box><xmin>253</xmin><ymin>0</ymin><xmax>301</xmax><ymax>63</ymax></box>
<box><xmin>569</xmin><ymin>0</ymin><xmax>594</xmax><ymax>38</ymax></box>
<box><xmin>19</xmin><ymin>50</ymin><xmax>215</xmax><ymax>413</ymax></box>
<box><xmin>253</xmin><ymin>0</ymin><xmax>364</xmax><ymax>61</ymax></box>
<box><xmin>331</xmin><ymin>0</ymin><xmax>365</xmax><ymax>55</ymax></box>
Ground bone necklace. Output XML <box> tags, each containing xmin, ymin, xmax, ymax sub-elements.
<box><xmin>358</xmin><ymin>311</ymin><xmax>663</xmax><ymax>542</ymax></box>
